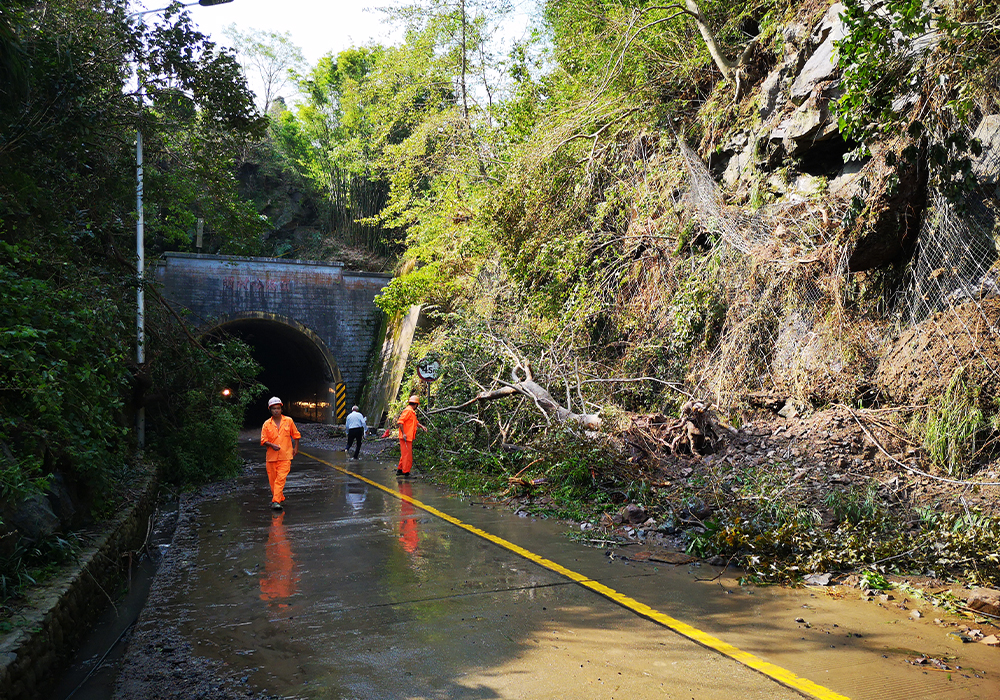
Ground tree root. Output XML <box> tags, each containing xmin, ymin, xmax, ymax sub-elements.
<box><xmin>624</xmin><ymin>400</ymin><xmax>727</xmax><ymax>463</ymax></box>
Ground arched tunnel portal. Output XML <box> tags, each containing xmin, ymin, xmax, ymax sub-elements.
<box><xmin>203</xmin><ymin>313</ymin><xmax>342</xmax><ymax>425</ymax></box>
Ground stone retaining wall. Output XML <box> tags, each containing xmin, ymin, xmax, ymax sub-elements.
<box><xmin>362</xmin><ymin>304</ymin><xmax>422</xmax><ymax>427</ymax></box>
<box><xmin>0</xmin><ymin>470</ymin><xmax>159</xmax><ymax>700</ymax></box>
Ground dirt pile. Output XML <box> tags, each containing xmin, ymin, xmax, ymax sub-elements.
<box><xmin>877</xmin><ymin>298</ymin><xmax>1000</xmax><ymax>403</ymax></box>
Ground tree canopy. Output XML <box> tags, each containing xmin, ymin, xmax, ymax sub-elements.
<box><xmin>0</xmin><ymin>0</ymin><xmax>267</xmax><ymax>542</ymax></box>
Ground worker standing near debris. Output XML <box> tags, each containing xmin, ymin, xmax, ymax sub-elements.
<box><xmin>345</xmin><ymin>405</ymin><xmax>367</xmax><ymax>460</ymax></box>
<box><xmin>260</xmin><ymin>396</ymin><xmax>300</xmax><ymax>510</ymax></box>
<box><xmin>395</xmin><ymin>395</ymin><xmax>426</xmax><ymax>477</ymax></box>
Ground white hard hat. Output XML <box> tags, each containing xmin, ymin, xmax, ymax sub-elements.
<box><xmin>268</xmin><ymin>396</ymin><xmax>282</xmax><ymax>407</ymax></box>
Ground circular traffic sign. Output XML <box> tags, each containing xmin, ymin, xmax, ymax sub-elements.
<box><xmin>416</xmin><ymin>356</ymin><xmax>441</xmax><ymax>382</ymax></box>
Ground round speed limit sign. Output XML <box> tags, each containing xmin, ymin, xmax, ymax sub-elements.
<box><xmin>416</xmin><ymin>356</ymin><xmax>441</xmax><ymax>383</ymax></box>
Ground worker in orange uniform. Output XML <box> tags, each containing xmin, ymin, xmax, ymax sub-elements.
<box><xmin>261</xmin><ymin>396</ymin><xmax>300</xmax><ymax>510</ymax></box>
<box><xmin>395</xmin><ymin>395</ymin><xmax>426</xmax><ymax>477</ymax></box>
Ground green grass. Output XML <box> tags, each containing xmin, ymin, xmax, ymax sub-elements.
<box><xmin>917</xmin><ymin>368</ymin><xmax>985</xmax><ymax>477</ymax></box>
<box><xmin>822</xmin><ymin>483</ymin><xmax>884</xmax><ymax>525</ymax></box>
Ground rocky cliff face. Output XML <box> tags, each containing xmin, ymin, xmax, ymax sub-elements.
<box><xmin>678</xmin><ymin>1</ymin><xmax>999</xmax><ymax>418</ymax></box>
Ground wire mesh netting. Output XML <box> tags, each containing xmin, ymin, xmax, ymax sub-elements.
<box><xmin>676</xmin><ymin>137</ymin><xmax>857</xmax><ymax>405</ymax></box>
<box><xmin>669</xmin><ymin>86</ymin><xmax>1000</xmax><ymax>409</ymax></box>
<box><xmin>880</xmin><ymin>105</ymin><xmax>1000</xmax><ymax>402</ymax></box>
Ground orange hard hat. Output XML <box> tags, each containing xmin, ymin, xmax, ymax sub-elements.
<box><xmin>408</xmin><ymin>395</ymin><xmax>420</xmax><ymax>405</ymax></box>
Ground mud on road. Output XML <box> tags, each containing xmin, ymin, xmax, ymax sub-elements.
<box><xmin>112</xmin><ymin>471</ymin><xmax>274</xmax><ymax>700</ymax></box>
<box><xmin>112</xmin><ymin>428</ymin><xmax>392</xmax><ymax>700</ymax></box>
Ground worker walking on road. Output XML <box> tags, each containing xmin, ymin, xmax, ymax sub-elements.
<box><xmin>260</xmin><ymin>396</ymin><xmax>300</xmax><ymax>511</ymax></box>
<box><xmin>395</xmin><ymin>395</ymin><xmax>426</xmax><ymax>477</ymax></box>
<box><xmin>345</xmin><ymin>405</ymin><xmax>367</xmax><ymax>460</ymax></box>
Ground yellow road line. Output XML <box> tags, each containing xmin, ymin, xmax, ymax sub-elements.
<box><xmin>303</xmin><ymin>451</ymin><xmax>850</xmax><ymax>700</ymax></box>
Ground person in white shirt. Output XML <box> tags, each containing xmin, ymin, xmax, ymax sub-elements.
<box><xmin>344</xmin><ymin>405</ymin><xmax>367</xmax><ymax>460</ymax></box>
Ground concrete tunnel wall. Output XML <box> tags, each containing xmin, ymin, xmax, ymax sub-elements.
<box><xmin>155</xmin><ymin>253</ymin><xmax>392</xmax><ymax>422</ymax></box>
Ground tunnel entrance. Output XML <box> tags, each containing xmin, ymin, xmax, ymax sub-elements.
<box><xmin>204</xmin><ymin>314</ymin><xmax>340</xmax><ymax>425</ymax></box>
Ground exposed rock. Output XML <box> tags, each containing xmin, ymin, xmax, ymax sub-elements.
<box><xmin>966</xmin><ymin>588</ymin><xmax>1000</xmax><ymax>617</ymax></box>
<box><xmin>758</xmin><ymin>60</ymin><xmax>794</xmax><ymax>121</ymax></box>
<box><xmin>792</xmin><ymin>174</ymin><xmax>827</xmax><ymax>198</ymax></box>
<box><xmin>972</xmin><ymin>114</ymin><xmax>1000</xmax><ymax>186</ymax></box>
<box><xmin>619</xmin><ymin>503</ymin><xmax>648</xmax><ymax>525</ymax></box>
<box><xmin>782</xmin><ymin>23</ymin><xmax>809</xmax><ymax>49</ymax></box>
<box><xmin>766</xmin><ymin>171</ymin><xmax>792</xmax><ymax>194</ymax></box>
<box><xmin>10</xmin><ymin>494</ymin><xmax>61</xmax><ymax>541</ymax></box>
<box><xmin>723</xmin><ymin>130</ymin><xmax>753</xmax><ymax>155</ymax></box>
<box><xmin>789</xmin><ymin>3</ymin><xmax>848</xmax><ymax>105</ymax></box>
<box><xmin>776</xmin><ymin>80</ymin><xmax>842</xmax><ymax>156</ymax></box>
<box><xmin>847</xmin><ymin>139</ymin><xmax>927</xmax><ymax>272</ymax></box>
<box><xmin>777</xmin><ymin>401</ymin><xmax>800</xmax><ymax>419</ymax></box>
<box><xmin>717</xmin><ymin>131</ymin><xmax>758</xmax><ymax>187</ymax></box>
<box><xmin>681</xmin><ymin>497</ymin><xmax>712</xmax><ymax>521</ymax></box>
<box><xmin>828</xmin><ymin>159</ymin><xmax>866</xmax><ymax>196</ymax></box>
<box><xmin>271</xmin><ymin>190</ymin><xmax>316</xmax><ymax>232</ymax></box>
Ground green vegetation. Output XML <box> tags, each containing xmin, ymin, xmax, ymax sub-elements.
<box><xmin>320</xmin><ymin>0</ymin><xmax>999</xmax><ymax>588</ymax></box>
<box><xmin>4</xmin><ymin>0</ymin><xmax>1000</xmax><ymax>604</ymax></box>
<box><xmin>708</xmin><ymin>504</ymin><xmax>1000</xmax><ymax>586</ymax></box>
<box><xmin>915</xmin><ymin>369</ymin><xmax>988</xmax><ymax>477</ymax></box>
<box><xmin>1</xmin><ymin>0</ymin><xmax>265</xmax><ymax>601</ymax></box>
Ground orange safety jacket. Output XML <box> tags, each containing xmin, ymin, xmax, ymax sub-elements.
<box><xmin>261</xmin><ymin>416</ymin><xmax>301</xmax><ymax>461</ymax></box>
<box><xmin>397</xmin><ymin>407</ymin><xmax>418</xmax><ymax>441</ymax></box>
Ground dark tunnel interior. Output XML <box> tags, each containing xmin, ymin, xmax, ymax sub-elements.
<box><xmin>205</xmin><ymin>318</ymin><xmax>335</xmax><ymax>425</ymax></box>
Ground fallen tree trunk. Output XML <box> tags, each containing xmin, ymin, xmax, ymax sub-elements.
<box><xmin>429</xmin><ymin>359</ymin><xmax>601</xmax><ymax>429</ymax></box>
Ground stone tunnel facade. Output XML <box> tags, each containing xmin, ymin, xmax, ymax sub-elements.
<box><xmin>155</xmin><ymin>253</ymin><xmax>391</xmax><ymax>422</ymax></box>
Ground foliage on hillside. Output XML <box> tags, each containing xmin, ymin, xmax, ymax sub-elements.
<box><xmin>253</xmin><ymin>0</ymin><xmax>1000</xmax><ymax>584</ymax></box>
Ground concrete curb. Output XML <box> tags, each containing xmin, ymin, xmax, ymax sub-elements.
<box><xmin>0</xmin><ymin>468</ymin><xmax>159</xmax><ymax>700</ymax></box>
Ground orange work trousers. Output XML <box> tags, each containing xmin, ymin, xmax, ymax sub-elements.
<box><xmin>398</xmin><ymin>438</ymin><xmax>413</xmax><ymax>474</ymax></box>
<box><xmin>266</xmin><ymin>460</ymin><xmax>291</xmax><ymax>502</ymax></box>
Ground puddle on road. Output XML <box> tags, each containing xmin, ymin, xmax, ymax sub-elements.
<box><xmin>125</xmin><ymin>449</ymin><xmax>1000</xmax><ymax>699</ymax></box>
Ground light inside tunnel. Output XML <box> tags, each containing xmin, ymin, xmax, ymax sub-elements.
<box><xmin>203</xmin><ymin>317</ymin><xmax>336</xmax><ymax>424</ymax></box>
<box><xmin>293</xmin><ymin>401</ymin><xmax>330</xmax><ymax>410</ymax></box>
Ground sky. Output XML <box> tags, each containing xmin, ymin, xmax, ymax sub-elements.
<box><xmin>130</xmin><ymin>0</ymin><xmax>540</xmax><ymax>105</ymax></box>
<box><xmin>172</xmin><ymin>0</ymin><xmax>400</xmax><ymax>66</ymax></box>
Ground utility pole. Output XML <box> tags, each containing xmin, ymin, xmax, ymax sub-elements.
<box><xmin>130</xmin><ymin>0</ymin><xmax>235</xmax><ymax>448</ymax></box>
<box><xmin>460</xmin><ymin>0</ymin><xmax>468</xmax><ymax>121</ymax></box>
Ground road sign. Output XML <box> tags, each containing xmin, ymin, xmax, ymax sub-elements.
<box><xmin>334</xmin><ymin>383</ymin><xmax>347</xmax><ymax>423</ymax></box>
<box><xmin>416</xmin><ymin>355</ymin><xmax>441</xmax><ymax>383</ymax></box>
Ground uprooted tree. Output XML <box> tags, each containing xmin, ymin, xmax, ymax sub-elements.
<box><xmin>429</xmin><ymin>340</ymin><xmax>602</xmax><ymax>430</ymax></box>
<box><xmin>423</xmin><ymin>332</ymin><xmax>735</xmax><ymax>464</ymax></box>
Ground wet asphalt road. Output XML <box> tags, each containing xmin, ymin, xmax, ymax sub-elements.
<box><xmin>134</xmin><ymin>447</ymin><xmax>1000</xmax><ymax>699</ymax></box>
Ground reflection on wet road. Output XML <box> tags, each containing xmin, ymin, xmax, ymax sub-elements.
<box><xmin>260</xmin><ymin>512</ymin><xmax>299</xmax><ymax>604</ymax></box>
<box><xmin>397</xmin><ymin>481</ymin><xmax>419</xmax><ymax>555</ymax></box>
<box><xmin>160</xmin><ymin>448</ymin><xmax>999</xmax><ymax>700</ymax></box>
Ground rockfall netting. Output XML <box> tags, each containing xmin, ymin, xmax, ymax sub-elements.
<box><xmin>878</xmin><ymin>101</ymin><xmax>1000</xmax><ymax>402</ymax></box>
<box><xmin>677</xmin><ymin>138</ymin><xmax>858</xmax><ymax>406</ymax></box>
<box><xmin>673</xmin><ymin>92</ymin><xmax>1000</xmax><ymax>409</ymax></box>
